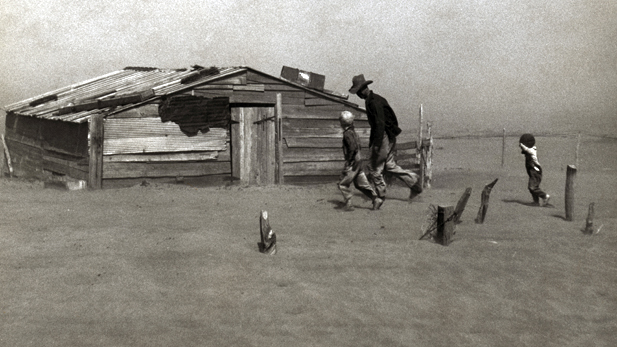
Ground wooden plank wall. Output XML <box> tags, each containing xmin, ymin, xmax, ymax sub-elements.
<box><xmin>3</xmin><ymin>113</ymin><xmax>89</xmax><ymax>180</ymax></box>
<box><xmin>189</xmin><ymin>70</ymin><xmax>421</xmax><ymax>179</ymax></box>
<box><xmin>104</xmin><ymin>104</ymin><xmax>230</xmax><ymax>179</ymax></box>
<box><xmin>189</xmin><ymin>70</ymin><xmax>364</xmax><ymax>177</ymax></box>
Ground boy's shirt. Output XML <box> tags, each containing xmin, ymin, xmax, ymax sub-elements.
<box><xmin>520</xmin><ymin>143</ymin><xmax>541</xmax><ymax>172</ymax></box>
<box><xmin>342</xmin><ymin>125</ymin><xmax>362</xmax><ymax>166</ymax></box>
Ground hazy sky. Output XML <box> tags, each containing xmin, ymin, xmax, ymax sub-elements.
<box><xmin>1</xmin><ymin>0</ymin><xmax>616</xmax><ymax>136</ymax></box>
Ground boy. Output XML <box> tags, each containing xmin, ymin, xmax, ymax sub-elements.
<box><xmin>337</xmin><ymin>111</ymin><xmax>381</xmax><ymax>211</ymax></box>
<box><xmin>519</xmin><ymin>133</ymin><xmax>550</xmax><ymax>206</ymax></box>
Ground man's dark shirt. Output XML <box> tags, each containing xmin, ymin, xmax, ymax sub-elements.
<box><xmin>365</xmin><ymin>91</ymin><xmax>402</xmax><ymax>148</ymax></box>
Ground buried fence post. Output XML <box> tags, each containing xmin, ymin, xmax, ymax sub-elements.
<box><xmin>436</xmin><ymin>205</ymin><xmax>454</xmax><ymax>246</ymax></box>
<box><xmin>583</xmin><ymin>202</ymin><xmax>595</xmax><ymax>235</ymax></box>
<box><xmin>258</xmin><ymin>210</ymin><xmax>277</xmax><ymax>255</ymax></box>
<box><xmin>501</xmin><ymin>128</ymin><xmax>506</xmax><ymax>168</ymax></box>
<box><xmin>453</xmin><ymin>187</ymin><xmax>472</xmax><ymax>224</ymax></box>
<box><xmin>565</xmin><ymin>165</ymin><xmax>577</xmax><ymax>221</ymax></box>
<box><xmin>475</xmin><ymin>178</ymin><xmax>499</xmax><ymax>224</ymax></box>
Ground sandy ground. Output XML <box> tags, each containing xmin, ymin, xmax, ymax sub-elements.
<box><xmin>1</xmin><ymin>135</ymin><xmax>616</xmax><ymax>347</ymax></box>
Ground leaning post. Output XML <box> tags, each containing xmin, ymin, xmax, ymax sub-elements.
<box><xmin>453</xmin><ymin>187</ymin><xmax>473</xmax><ymax>224</ymax></box>
<box><xmin>565</xmin><ymin>165</ymin><xmax>577</xmax><ymax>221</ymax></box>
<box><xmin>1</xmin><ymin>134</ymin><xmax>13</xmax><ymax>177</ymax></box>
<box><xmin>475</xmin><ymin>178</ymin><xmax>499</xmax><ymax>224</ymax></box>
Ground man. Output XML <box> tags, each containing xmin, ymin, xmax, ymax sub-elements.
<box><xmin>349</xmin><ymin>74</ymin><xmax>422</xmax><ymax>209</ymax></box>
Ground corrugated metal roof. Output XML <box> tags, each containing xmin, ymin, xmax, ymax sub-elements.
<box><xmin>4</xmin><ymin>65</ymin><xmax>360</xmax><ymax>123</ymax></box>
<box><xmin>3</xmin><ymin>66</ymin><xmax>243</xmax><ymax>123</ymax></box>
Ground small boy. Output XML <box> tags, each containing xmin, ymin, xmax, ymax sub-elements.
<box><xmin>519</xmin><ymin>133</ymin><xmax>550</xmax><ymax>206</ymax></box>
<box><xmin>338</xmin><ymin>111</ymin><xmax>381</xmax><ymax>211</ymax></box>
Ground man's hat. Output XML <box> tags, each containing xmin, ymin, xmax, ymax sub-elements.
<box><xmin>349</xmin><ymin>74</ymin><xmax>373</xmax><ymax>94</ymax></box>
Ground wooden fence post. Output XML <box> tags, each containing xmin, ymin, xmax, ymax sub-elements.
<box><xmin>501</xmin><ymin>128</ymin><xmax>506</xmax><ymax>168</ymax></box>
<box><xmin>583</xmin><ymin>202</ymin><xmax>595</xmax><ymax>234</ymax></box>
<box><xmin>436</xmin><ymin>205</ymin><xmax>454</xmax><ymax>246</ymax></box>
<box><xmin>453</xmin><ymin>187</ymin><xmax>472</xmax><ymax>224</ymax></box>
<box><xmin>259</xmin><ymin>210</ymin><xmax>277</xmax><ymax>254</ymax></box>
<box><xmin>417</xmin><ymin>105</ymin><xmax>425</xmax><ymax>188</ymax></box>
<box><xmin>88</xmin><ymin>114</ymin><xmax>104</xmax><ymax>189</ymax></box>
<box><xmin>1</xmin><ymin>134</ymin><xmax>13</xmax><ymax>177</ymax></box>
<box><xmin>275</xmin><ymin>93</ymin><xmax>284</xmax><ymax>185</ymax></box>
<box><xmin>565</xmin><ymin>165</ymin><xmax>577</xmax><ymax>221</ymax></box>
<box><xmin>426</xmin><ymin>123</ymin><xmax>433</xmax><ymax>188</ymax></box>
<box><xmin>575</xmin><ymin>132</ymin><xmax>581</xmax><ymax>168</ymax></box>
<box><xmin>475</xmin><ymin>178</ymin><xmax>499</xmax><ymax>224</ymax></box>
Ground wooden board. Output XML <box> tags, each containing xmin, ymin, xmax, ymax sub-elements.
<box><xmin>104</xmin><ymin>118</ymin><xmax>229</xmax><ymax>139</ymax></box>
<box><xmin>103</xmin><ymin>151</ymin><xmax>222</xmax><ymax>163</ymax></box>
<box><xmin>194</xmin><ymin>85</ymin><xmax>234</xmax><ymax>90</ymax></box>
<box><xmin>284</xmin><ymin>147</ymin><xmax>347</xmax><ymax>162</ymax></box>
<box><xmin>41</xmin><ymin>155</ymin><xmax>89</xmax><ymax>180</ymax></box>
<box><xmin>209</xmin><ymin>75</ymin><xmax>246</xmax><ymax>85</ymax></box>
<box><xmin>283</xmin><ymin>161</ymin><xmax>344</xmax><ymax>176</ymax></box>
<box><xmin>233</xmin><ymin>84</ymin><xmax>265</xmax><ymax>92</ymax></box>
<box><xmin>102</xmin><ymin>161</ymin><xmax>231</xmax><ymax>179</ymax></box>
<box><xmin>264</xmin><ymin>84</ymin><xmax>303</xmax><ymax>92</ymax></box>
<box><xmin>109</xmin><ymin>104</ymin><xmax>160</xmax><ymax>119</ymax></box>
<box><xmin>283</xmin><ymin>118</ymin><xmax>369</xmax><ymax>130</ymax></box>
<box><xmin>103</xmin><ymin>136</ymin><xmax>227</xmax><ymax>155</ymax></box>
<box><xmin>284</xmin><ymin>136</ymin><xmax>370</xmax><ymax>148</ymax></box>
<box><xmin>230</xmin><ymin>92</ymin><xmax>277</xmax><ymax>104</ymax></box>
<box><xmin>282</xmin><ymin>126</ymin><xmax>371</xmax><ymax>138</ymax></box>
<box><xmin>282</xmin><ymin>104</ymin><xmax>365</xmax><ymax>120</ymax></box>
<box><xmin>305</xmin><ymin>98</ymin><xmax>340</xmax><ymax>106</ymax></box>
<box><xmin>246</xmin><ymin>70</ymin><xmax>279</xmax><ymax>84</ymax></box>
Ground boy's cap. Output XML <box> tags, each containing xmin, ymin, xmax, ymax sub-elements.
<box><xmin>519</xmin><ymin>133</ymin><xmax>535</xmax><ymax>147</ymax></box>
<box><xmin>339</xmin><ymin>111</ymin><xmax>354</xmax><ymax>126</ymax></box>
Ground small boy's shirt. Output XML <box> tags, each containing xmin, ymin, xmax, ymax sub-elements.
<box><xmin>520</xmin><ymin>143</ymin><xmax>541</xmax><ymax>172</ymax></box>
<box><xmin>342</xmin><ymin>125</ymin><xmax>362</xmax><ymax>166</ymax></box>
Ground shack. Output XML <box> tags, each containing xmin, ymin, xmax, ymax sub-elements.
<box><xmin>2</xmin><ymin>65</ymin><xmax>431</xmax><ymax>188</ymax></box>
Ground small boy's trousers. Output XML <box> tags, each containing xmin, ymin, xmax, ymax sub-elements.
<box><xmin>528</xmin><ymin>168</ymin><xmax>547</xmax><ymax>202</ymax></box>
<box><xmin>338</xmin><ymin>161</ymin><xmax>377</xmax><ymax>202</ymax></box>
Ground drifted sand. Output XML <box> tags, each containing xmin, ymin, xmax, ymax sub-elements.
<box><xmin>0</xmin><ymin>135</ymin><xmax>615</xmax><ymax>346</ymax></box>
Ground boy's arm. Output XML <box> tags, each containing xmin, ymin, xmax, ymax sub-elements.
<box><xmin>342</xmin><ymin>131</ymin><xmax>358</xmax><ymax>162</ymax></box>
<box><xmin>519</xmin><ymin>142</ymin><xmax>532</xmax><ymax>154</ymax></box>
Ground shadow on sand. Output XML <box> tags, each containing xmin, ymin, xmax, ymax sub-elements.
<box><xmin>328</xmin><ymin>199</ymin><xmax>374</xmax><ymax>211</ymax></box>
<box><xmin>502</xmin><ymin>198</ymin><xmax>539</xmax><ymax>207</ymax></box>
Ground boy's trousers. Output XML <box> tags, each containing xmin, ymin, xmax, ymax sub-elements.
<box><xmin>527</xmin><ymin>168</ymin><xmax>547</xmax><ymax>202</ymax></box>
<box><xmin>338</xmin><ymin>161</ymin><xmax>376</xmax><ymax>202</ymax></box>
<box><xmin>366</xmin><ymin>136</ymin><xmax>419</xmax><ymax>198</ymax></box>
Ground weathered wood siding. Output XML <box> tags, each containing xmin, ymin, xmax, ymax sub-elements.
<box><xmin>3</xmin><ymin>113</ymin><xmax>89</xmax><ymax>179</ymax></box>
<box><xmin>104</xmin><ymin>104</ymin><xmax>230</xmax><ymax>180</ymax></box>
<box><xmin>186</xmin><ymin>69</ymin><xmax>421</xmax><ymax>179</ymax></box>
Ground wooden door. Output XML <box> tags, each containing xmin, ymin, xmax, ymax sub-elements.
<box><xmin>231</xmin><ymin>107</ymin><xmax>276</xmax><ymax>185</ymax></box>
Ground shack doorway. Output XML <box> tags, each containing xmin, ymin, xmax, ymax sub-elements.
<box><xmin>231</xmin><ymin>106</ymin><xmax>276</xmax><ymax>185</ymax></box>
